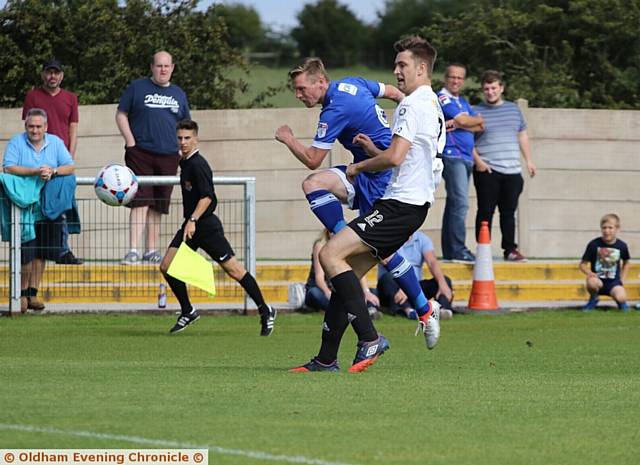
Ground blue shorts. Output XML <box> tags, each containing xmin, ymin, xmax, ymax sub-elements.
<box><xmin>598</xmin><ymin>278</ymin><xmax>623</xmax><ymax>296</ymax></box>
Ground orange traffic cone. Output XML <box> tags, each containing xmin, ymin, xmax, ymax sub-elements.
<box><xmin>468</xmin><ymin>221</ymin><xmax>500</xmax><ymax>312</ymax></box>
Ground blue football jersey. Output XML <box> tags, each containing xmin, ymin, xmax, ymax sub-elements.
<box><xmin>311</xmin><ymin>77</ymin><xmax>392</xmax><ymax>211</ymax></box>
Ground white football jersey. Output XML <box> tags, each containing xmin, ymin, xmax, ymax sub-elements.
<box><xmin>381</xmin><ymin>85</ymin><xmax>446</xmax><ymax>205</ymax></box>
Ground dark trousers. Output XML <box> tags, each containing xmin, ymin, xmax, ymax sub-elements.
<box><xmin>473</xmin><ymin>169</ymin><xmax>524</xmax><ymax>254</ymax></box>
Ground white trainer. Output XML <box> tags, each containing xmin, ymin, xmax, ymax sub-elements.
<box><xmin>415</xmin><ymin>300</ymin><xmax>441</xmax><ymax>350</ymax></box>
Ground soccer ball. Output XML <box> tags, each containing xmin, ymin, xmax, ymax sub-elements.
<box><xmin>94</xmin><ymin>164</ymin><xmax>138</xmax><ymax>206</ymax></box>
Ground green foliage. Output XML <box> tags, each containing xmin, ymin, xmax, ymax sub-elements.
<box><xmin>291</xmin><ymin>0</ymin><xmax>370</xmax><ymax>67</ymax></box>
<box><xmin>0</xmin><ymin>0</ymin><xmax>245</xmax><ymax>108</ymax></box>
<box><xmin>421</xmin><ymin>0</ymin><xmax>640</xmax><ymax>108</ymax></box>
<box><xmin>208</xmin><ymin>3</ymin><xmax>263</xmax><ymax>51</ymax></box>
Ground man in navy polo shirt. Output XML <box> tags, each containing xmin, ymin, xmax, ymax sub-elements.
<box><xmin>116</xmin><ymin>50</ymin><xmax>190</xmax><ymax>265</ymax></box>
<box><xmin>437</xmin><ymin>63</ymin><xmax>484</xmax><ymax>263</ymax></box>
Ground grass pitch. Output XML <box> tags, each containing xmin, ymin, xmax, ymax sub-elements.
<box><xmin>1</xmin><ymin>311</ymin><xmax>639</xmax><ymax>465</ymax></box>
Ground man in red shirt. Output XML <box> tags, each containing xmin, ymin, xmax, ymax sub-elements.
<box><xmin>22</xmin><ymin>59</ymin><xmax>82</xmax><ymax>265</ymax></box>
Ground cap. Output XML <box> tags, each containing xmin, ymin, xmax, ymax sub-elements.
<box><xmin>42</xmin><ymin>59</ymin><xmax>63</xmax><ymax>71</ymax></box>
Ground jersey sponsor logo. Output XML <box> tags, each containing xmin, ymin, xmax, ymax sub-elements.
<box><xmin>337</xmin><ymin>82</ymin><xmax>358</xmax><ymax>96</ymax></box>
<box><xmin>144</xmin><ymin>93</ymin><xmax>180</xmax><ymax>113</ymax></box>
<box><xmin>316</xmin><ymin>121</ymin><xmax>328</xmax><ymax>138</ymax></box>
<box><xmin>438</xmin><ymin>94</ymin><xmax>451</xmax><ymax>105</ymax></box>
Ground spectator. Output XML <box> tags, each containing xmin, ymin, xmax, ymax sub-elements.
<box><xmin>2</xmin><ymin>108</ymin><xmax>75</xmax><ymax>312</ymax></box>
<box><xmin>579</xmin><ymin>213</ymin><xmax>630</xmax><ymax>311</ymax></box>
<box><xmin>437</xmin><ymin>63</ymin><xmax>484</xmax><ymax>263</ymax></box>
<box><xmin>116</xmin><ymin>50</ymin><xmax>190</xmax><ymax>265</ymax></box>
<box><xmin>22</xmin><ymin>58</ymin><xmax>82</xmax><ymax>265</ymax></box>
<box><xmin>377</xmin><ymin>232</ymin><xmax>454</xmax><ymax>320</ymax></box>
<box><xmin>472</xmin><ymin>70</ymin><xmax>536</xmax><ymax>262</ymax></box>
<box><xmin>304</xmin><ymin>229</ymin><xmax>332</xmax><ymax>311</ymax></box>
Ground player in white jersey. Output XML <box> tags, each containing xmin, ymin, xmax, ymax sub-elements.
<box><xmin>290</xmin><ymin>35</ymin><xmax>446</xmax><ymax>373</ymax></box>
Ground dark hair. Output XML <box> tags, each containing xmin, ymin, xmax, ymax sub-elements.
<box><xmin>481</xmin><ymin>70</ymin><xmax>504</xmax><ymax>86</ymax></box>
<box><xmin>445</xmin><ymin>63</ymin><xmax>467</xmax><ymax>78</ymax></box>
<box><xmin>176</xmin><ymin>119</ymin><xmax>199</xmax><ymax>134</ymax></box>
<box><xmin>393</xmin><ymin>35</ymin><xmax>438</xmax><ymax>77</ymax></box>
<box><xmin>288</xmin><ymin>57</ymin><xmax>330</xmax><ymax>83</ymax></box>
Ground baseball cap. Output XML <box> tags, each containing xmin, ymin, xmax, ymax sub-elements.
<box><xmin>43</xmin><ymin>59</ymin><xmax>63</xmax><ymax>71</ymax></box>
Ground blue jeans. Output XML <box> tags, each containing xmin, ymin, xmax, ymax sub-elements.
<box><xmin>305</xmin><ymin>286</ymin><xmax>330</xmax><ymax>312</ymax></box>
<box><xmin>59</xmin><ymin>217</ymin><xmax>70</xmax><ymax>257</ymax></box>
<box><xmin>441</xmin><ymin>157</ymin><xmax>473</xmax><ymax>259</ymax></box>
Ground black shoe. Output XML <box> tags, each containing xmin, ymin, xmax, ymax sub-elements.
<box><xmin>170</xmin><ymin>310</ymin><xmax>200</xmax><ymax>334</ymax></box>
<box><xmin>260</xmin><ymin>305</ymin><xmax>277</xmax><ymax>336</ymax></box>
<box><xmin>56</xmin><ymin>251</ymin><xmax>83</xmax><ymax>265</ymax></box>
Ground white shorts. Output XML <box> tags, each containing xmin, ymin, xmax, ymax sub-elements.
<box><xmin>329</xmin><ymin>166</ymin><xmax>356</xmax><ymax>209</ymax></box>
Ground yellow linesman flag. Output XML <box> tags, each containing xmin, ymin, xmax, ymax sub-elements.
<box><xmin>167</xmin><ymin>242</ymin><xmax>216</xmax><ymax>296</ymax></box>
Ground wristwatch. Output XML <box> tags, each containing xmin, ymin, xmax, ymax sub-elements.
<box><xmin>189</xmin><ymin>216</ymin><xmax>198</xmax><ymax>223</ymax></box>
<box><xmin>52</xmin><ymin>169</ymin><xmax>58</xmax><ymax>178</ymax></box>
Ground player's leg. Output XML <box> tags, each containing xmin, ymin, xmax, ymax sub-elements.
<box><xmin>302</xmin><ymin>168</ymin><xmax>351</xmax><ymax>234</ymax></box>
<box><xmin>381</xmin><ymin>252</ymin><xmax>434</xmax><ymax>318</ymax></box>
<box><xmin>201</xmin><ymin>216</ymin><xmax>276</xmax><ymax>335</ymax></box>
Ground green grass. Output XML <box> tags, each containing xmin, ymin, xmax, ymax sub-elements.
<box><xmin>1</xmin><ymin>311</ymin><xmax>639</xmax><ymax>465</ymax></box>
<box><xmin>229</xmin><ymin>65</ymin><xmax>432</xmax><ymax>109</ymax></box>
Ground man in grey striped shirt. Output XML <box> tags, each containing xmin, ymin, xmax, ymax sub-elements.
<box><xmin>472</xmin><ymin>70</ymin><xmax>536</xmax><ymax>262</ymax></box>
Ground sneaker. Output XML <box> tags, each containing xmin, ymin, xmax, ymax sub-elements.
<box><xmin>618</xmin><ymin>302</ymin><xmax>630</xmax><ymax>312</ymax></box>
<box><xmin>416</xmin><ymin>300</ymin><xmax>441</xmax><ymax>350</ymax></box>
<box><xmin>260</xmin><ymin>305</ymin><xmax>277</xmax><ymax>336</ymax></box>
<box><xmin>122</xmin><ymin>250</ymin><xmax>141</xmax><ymax>265</ymax></box>
<box><xmin>349</xmin><ymin>334</ymin><xmax>390</xmax><ymax>373</ymax></box>
<box><xmin>289</xmin><ymin>358</ymin><xmax>340</xmax><ymax>372</ymax></box>
<box><xmin>142</xmin><ymin>250</ymin><xmax>162</xmax><ymax>264</ymax></box>
<box><xmin>56</xmin><ymin>251</ymin><xmax>83</xmax><ymax>265</ymax></box>
<box><xmin>451</xmin><ymin>251</ymin><xmax>475</xmax><ymax>264</ymax></box>
<box><xmin>582</xmin><ymin>295</ymin><xmax>599</xmax><ymax>312</ymax></box>
<box><xmin>169</xmin><ymin>309</ymin><xmax>200</xmax><ymax>334</ymax></box>
<box><xmin>504</xmin><ymin>249</ymin><xmax>527</xmax><ymax>262</ymax></box>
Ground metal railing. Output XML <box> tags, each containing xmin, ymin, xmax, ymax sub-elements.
<box><xmin>4</xmin><ymin>175</ymin><xmax>256</xmax><ymax>313</ymax></box>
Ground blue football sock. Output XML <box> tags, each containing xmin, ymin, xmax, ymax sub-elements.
<box><xmin>384</xmin><ymin>253</ymin><xmax>430</xmax><ymax>317</ymax></box>
<box><xmin>306</xmin><ymin>190</ymin><xmax>346</xmax><ymax>234</ymax></box>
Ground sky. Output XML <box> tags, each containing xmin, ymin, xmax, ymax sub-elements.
<box><xmin>209</xmin><ymin>0</ymin><xmax>388</xmax><ymax>31</ymax></box>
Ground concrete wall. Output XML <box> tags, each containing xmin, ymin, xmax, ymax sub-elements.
<box><xmin>1</xmin><ymin>103</ymin><xmax>638</xmax><ymax>259</ymax></box>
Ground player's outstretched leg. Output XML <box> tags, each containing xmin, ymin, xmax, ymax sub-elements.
<box><xmin>306</xmin><ymin>189</ymin><xmax>347</xmax><ymax>234</ymax></box>
<box><xmin>415</xmin><ymin>299</ymin><xmax>441</xmax><ymax>349</ymax></box>
<box><xmin>383</xmin><ymin>252</ymin><xmax>433</xmax><ymax>318</ymax></box>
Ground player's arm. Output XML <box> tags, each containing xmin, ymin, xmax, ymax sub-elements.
<box><xmin>348</xmin><ymin>133</ymin><xmax>411</xmax><ymax>178</ymax></box>
<box><xmin>275</xmin><ymin>124</ymin><xmax>329</xmax><ymax>170</ymax></box>
<box><xmin>382</xmin><ymin>84</ymin><xmax>405</xmax><ymax>103</ymax></box>
<box><xmin>115</xmin><ymin>110</ymin><xmax>136</xmax><ymax>147</ymax></box>
<box><xmin>183</xmin><ymin>196</ymin><xmax>212</xmax><ymax>240</ymax></box>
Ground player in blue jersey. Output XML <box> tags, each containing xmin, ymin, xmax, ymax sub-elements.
<box><xmin>275</xmin><ymin>57</ymin><xmax>437</xmax><ymax>327</ymax></box>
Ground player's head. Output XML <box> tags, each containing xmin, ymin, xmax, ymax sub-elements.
<box><xmin>393</xmin><ymin>35</ymin><xmax>437</xmax><ymax>94</ymax></box>
<box><xmin>176</xmin><ymin>119</ymin><xmax>199</xmax><ymax>157</ymax></box>
<box><xmin>288</xmin><ymin>57</ymin><xmax>330</xmax><ymax>108</ymax></box>
<box><xmin>600</xmin><ymin>213</ymin><xmax>620</xmax><ymax>241</ymax></box>
<box><xmin>444</xmin><ymin>62</ymin><xmax>467</xmax><ymax>96</ymax></box>
<box><xmin>481</xmin><ymin>69</ymin><xmax>505</xmax><ymax>105</ymax></box>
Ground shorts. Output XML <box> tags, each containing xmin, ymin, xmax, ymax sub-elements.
<box><xmin>348</xmin><ymin>198</ymin><xmax>430</xmax><ymax>260</ymax></box>
<box><xmin>330</xmin><ymin>166</ymin><xmax>389</xmax><ymax>212</ymax></box>
<box><xmin>598</xmin><ymin>278</ymin><xmax>623</xmax><ymax>296</ymax></box>
<box><xmin>168</xmin><ymin>214</ymin><xmax>235</xmax><ymax>264</ymax></box>
<box><xmin>124</xmin><ymin>145</ymin><xmax>179</xmax><ymax>214</ymax></box>
<box><xmin>21</xmin><ymin>220</ymin><xmax>63</xmax><ymax>264</ymax></box>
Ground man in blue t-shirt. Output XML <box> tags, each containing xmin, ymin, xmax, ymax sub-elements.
<box><xmin>437</xmin><ymin>63</ymin><xmax>484</xmax><ymax>263</ymax></box>
<box><xmin>116</xmin><ymin>50</ymin><xmax>190</xmax><ymax>265</ymax></box>
<box><xmin>275</xmin><ymin>57</ymin><xmax>437</xmax><ymax>345</ymax></box>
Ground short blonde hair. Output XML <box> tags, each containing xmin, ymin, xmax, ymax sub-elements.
<box><xmin>600</xmin><ymin>213</ymin><xmax>620</xmax><ymax>227</ymax></box>
<box><xmin>288</xmin><ymin>57</ymin><xmax>329</xmax><ymax>83</ymax></box>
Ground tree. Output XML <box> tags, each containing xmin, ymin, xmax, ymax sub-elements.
<box><xmin>0</xmin><ymin>0</ymin><xmax>246</xmax><ymax>108</ymax></box>
<box><xmin>291</xmin><ymin>0</ymin><xmax>369</xmax><ymax>67</ymax></box>
<box><xmin>421</xmin><ymin>0</ymin><xmax>640</xmax><ymax>108</ymax></box>
<box><xmin>210</xmin><ymin>3</ymin><xmax>264</xmax><ymax>51</ymax></box>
